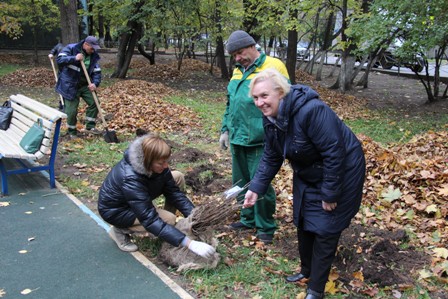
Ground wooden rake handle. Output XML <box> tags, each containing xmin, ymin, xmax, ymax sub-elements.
<box><xmin>49</xmin><ymin>57</ymin><xmax>64</xmax><ymax>105</ymax></box>
<box><xmin>79</xmin><ymin>60</ymin><xmax>108</xmax><ymax>127</ymax></box>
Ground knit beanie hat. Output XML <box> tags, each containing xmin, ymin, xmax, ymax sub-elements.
<box><xmin>226</xmin><ymin>30</ymin><xmax>256</xmax><ymax>54</ymax></box>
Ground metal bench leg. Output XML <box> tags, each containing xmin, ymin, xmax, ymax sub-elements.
<box><xmin>48</xmin><ymin>119</ymin><xmax>63</xmax><ymax>189</ymax></box>
<box><xmin>0</xmin><ymin>160</ymin><xmax>8</xmax><ymax>195</ymax></box>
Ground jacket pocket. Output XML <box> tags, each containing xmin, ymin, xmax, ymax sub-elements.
<box><xmin>247</xmin><ymin>116</ymin><xmax>264</xmax><ymax>145</ymax></box>
<box><xmin>302</xmin><ymin>188</ymin><xmax>336</xmax><ymax>233</ymax></box>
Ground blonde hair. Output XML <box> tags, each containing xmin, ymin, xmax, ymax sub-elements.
<box><xmin>249</xmin><ymin>68</ymin><xmax>290</xmax><ymax>97</ymax></box>
<box><xmin>141</xmin><ymin>133</ymin><xmax>171</xmax><ymax>171</ymax></box>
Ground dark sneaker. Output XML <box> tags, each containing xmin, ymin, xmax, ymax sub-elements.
<box><xmin>86</xmin><ymin>128</ymin><xmax>102</xmax><ymax>135</ymax></box>
<box><xmin>257</xmin><ymin>233</ymin><xmax>273</xmax><ymax>244</ymax></box>
<box><xmin>229</xmin><ymin>222</ymin><xmax>252</xmax><ymax>230</ymax></box>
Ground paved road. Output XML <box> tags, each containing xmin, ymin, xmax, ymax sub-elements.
<box><xmin>271</xmin><ymin>49</ymin><xmax>448</xmax><ymax>81</ymax></box>
<box><xmin>304</xmin><ymin>53</ymin><xmax>448</xmax><ymax>82</ymax></box>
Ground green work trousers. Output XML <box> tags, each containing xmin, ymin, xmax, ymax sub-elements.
<box><xmin>64</xmin><ymin>85</ymin><xmax>98</xmax><ymax>134</ymax></box>
<box><xmin>231</xmin><ymin>144</ymin><xmax>277</xmax><ymax>235</ymax></box>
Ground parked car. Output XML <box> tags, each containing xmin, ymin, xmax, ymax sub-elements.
<box><xmin>375</xmin><ymin>50</ymin><xmax>425</xmax><ymax>73</ymax></box>
<box><xmin>297</xmin><ymin>42</ymin><xmax>309</xmax><ymax>59</ymax></box>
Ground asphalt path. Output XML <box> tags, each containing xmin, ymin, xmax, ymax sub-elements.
<box><xmin>0</xmin><ymin>161</ymin><xmax>194</xmax><ymax>299</ymax></box>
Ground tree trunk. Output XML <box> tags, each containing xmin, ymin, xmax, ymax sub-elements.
<box><xmin>98</xmin><ymin>12</ymin><xmax>104</xmax><ymax>46</ymax></box>
<box><xmin>286</xmin><ymin>29</ymin><xmax>298</xmax><ymax>84</ymax></box>
<box><xmin>243</xmin><ymin>0</ymin><xmax>259</xmax><ymax>40</ymax></box>
<box><xmin>111</xmin><ymin>26</ymin><xmax>141</xmax><ymax>78</ymax></box>
<box><xmin>88</xmin><ymin>1</ymin><xmax>94</xmax><ymax>35</ymax></box>
<box><xmin>104</xmin><ymin>21</ymin><xmax>112</xmax><ymax>47</ymax></box>
<box><xmin>316</xmin><ymin>10</ymin><xmax>335</xmax><ymax>81</ymax></box>
<box><xmin>111</xmin><ymin>1</ymin><xmax>145</xmax><ymax>78</ymax></box>
<box><xmin>214</xmin><ymin>1</ymin><xmax>229</xmax><ymax>79</ymax></box>
<box><xmin>59</xmin><ymin>0</ymin><xmax>79</xmax><ymax>44</ymax></box>
<box><xmin>332</xmin><ymin>0</ymin><xmax>357</xmax><ymax>92</ymax></box>
<box><xmin>137</xmin><ymin>43</ymin><xmax>155</xmax><ymax>65</ymax></box>
<box><xmin>286</xmin><ymin>7</ymin><xmax>299</xmax><ymax>84</ymax></box>
<box><xmin>315</xmin><ymin>51</ymin><xmax>325</xmax><ymax>81</ymax></box>
<box><xmin>216</xmin><ymin>37</ymin><xmax>228</xmax><ymax>79</ymax></box>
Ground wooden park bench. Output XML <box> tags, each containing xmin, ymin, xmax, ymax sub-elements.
<box><xmin>0</xmin><ymin>94</ymin><xmax>67</xmax><ymax>195</ymax></box>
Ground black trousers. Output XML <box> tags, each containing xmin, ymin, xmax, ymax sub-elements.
<box><xmin>297</xmin><ymin>228</ymin><xmax>341</xmax><ymax>293</ymax></box>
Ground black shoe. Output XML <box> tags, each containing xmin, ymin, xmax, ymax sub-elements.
<box><xmin>285</xmin><ymin>272</ymin><xmax>308</xmax><ymax>283</ymax></box>
<box><xmin>229</xmin><ymin>222</ymin><xmax>252</xmax><ymax>230</ymax></box>
<box><xmin>257</xmin><ymin>233</ymin><xmax>273</xmax><ymax>244</ymax></box>
<box><xmin>62</xmin><ymin>130</ymin><xmax>78</xmax><ymax>137</ymax></box>
<box><xmin>86</xmin><ymin>128</ymin><xmax>102</xmax><ymax>135</ymax></box>
<box><xmin>305</xmin><ymin>288</ymin><xmax>324</xmax><ymax>299</ymax></box>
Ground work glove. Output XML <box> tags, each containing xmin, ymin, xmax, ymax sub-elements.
<box><xmin>188</xmin><ymin>240</ymin><xmax>216</xmax><ymax>258</ymax></box>
<box><xmin>219</xmin><ymin>131</ymin><xmax>229</xmax><ymax>150</ymax></box>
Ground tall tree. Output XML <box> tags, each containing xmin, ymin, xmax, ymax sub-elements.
<box><xmin>0</xmin><ymin>0</ymin><xmax>59</xmax><ymax>64</ymax></box>
<box><xmin>214</xmin><ymin>1</ymin><xmax>229</xmax><ymax>79</ymax></box>
<box><xmin>111</xmin><ymin>0</ymin><xmax>145</xmax><ymax>78</ymax></box>
<box><xmin>59</xmin><ymin>0</ymin><xmax>79</xmax><ymax>44</ymax></box>
<box><xmin>349</xmin><ymin>0</ymin><xmax>448</xmax><ymax>102</ymax></box>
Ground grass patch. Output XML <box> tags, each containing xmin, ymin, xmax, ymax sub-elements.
<box><xmin>57</xmin><ymin>136</ymin><xmax>130</xmax><ymax>198</ymax></box>
<box><xmin>346</xmin><ymin>113</ymin><xmax>448</xmax><ymax>145</ymax></box>
<box><xmin>0</xmin><ymin>64</ymin><xmax>25</xmax><ymax>77</ymax></box>
<box><xmin>182</xmin><ymin>244</ymin><xmax>304</xmax><ymax>298</ymax></box>
<box><xmin>164</xmin><ymin>92</ymin><xmax>225</xmax><ymax>138</ymax></box>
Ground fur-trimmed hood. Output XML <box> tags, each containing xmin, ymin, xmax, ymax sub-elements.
<box><xmin>125</xmin><ymin>134</ymin><xmax>152</xmax><ymax>176</ymax></box>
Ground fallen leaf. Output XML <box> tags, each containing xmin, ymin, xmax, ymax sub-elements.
<box><xmin>425</xmin><ymin>204</ymin><xmax>438</xmax><ymax>214</ymax></box>
<box><xmin>392</xmin><ymin>289</ymin><xmax>402</xmax><ymax>298</ymax></box>
<box><xmin>0</xmin><ymin>202</ymin><xmax>10</xmax><ymax>207</ymax></box>
<box><xmin>20</xmin><ymin>288</ymin><xmax>39</xmax><ymax>295</ymax></box>
<box><xmin>433</xmin><ymin>248</ymin><xmax>448</xmax><ymax>259</ymax></box>
<box><xmin>381</xmin><ymin>187</ymin><xmax>402</xmax><ymax>203</ymax></box>
<box><xmin>295</xmin><ymin>292</ymin><xmax>306</xmax><ymax>299</ymax></box>
<box><xmin>437</xmin><ymin>184</ymin><xmax>448</xmax><ymax>196</ymax></box>
<box><xmin>418</xmin><ymin>269</ymin><xmax>433</xmax><ymax>280</ymax></box>
<box><xmin>324</xmin><ymin>280</ymin><xmax>338</xmax><ymax>294</ymax></box>
<box><xmin>81</xmin><ymin>180</ymin><xmax>90</xmax><ymax>186</ymax></box>
<box><xmin>353</xmin><ymin>271</ymin><xmax>364</xmax><ymax>281</ymax></box>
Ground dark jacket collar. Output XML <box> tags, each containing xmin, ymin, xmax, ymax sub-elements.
<box><xmin>273</xmin><ymin>84</ymin><xmax>320</xmax><ymax>131</ymax></box>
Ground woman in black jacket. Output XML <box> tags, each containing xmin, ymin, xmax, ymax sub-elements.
<box><xmin>243</xmin><ymin>69</ymin><xmax>366</xmax><ymax>299</ymax></box>
<box><xmin>98</xmin><ymin>133</ymin><xmax>215</xmax><ymax>258</ymax></box>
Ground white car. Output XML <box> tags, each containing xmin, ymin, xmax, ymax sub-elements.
<box><xmin>297</xmin><ymin>42</ymin><xmax>309</xmax><ymax>59</ymax></box>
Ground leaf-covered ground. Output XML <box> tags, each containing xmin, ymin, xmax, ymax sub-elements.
<box><xmin>0</xmin><ymin>52</ymin><xmax>447</xmax><ymax>298</ymax></box>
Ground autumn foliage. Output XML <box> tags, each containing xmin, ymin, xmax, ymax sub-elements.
<box><xmin>1</xmin><ymin>57</ymin><xmax>447</xmax><ymax>294</ymax></box>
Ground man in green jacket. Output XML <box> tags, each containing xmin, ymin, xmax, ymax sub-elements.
<box><xmin>220</xmin><ymin>30</ymin><xmax>289</xmax><ymax>244</ymax></box>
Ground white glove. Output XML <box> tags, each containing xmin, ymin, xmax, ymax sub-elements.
<box><xmin>48</xmin><ymin>54</ymin><xmax>53</xmax><ymax>58</ymax></box>
<box><xmin>188</xmin><ymin>240</ymin><xmax>216</xmax><ymax>258</ymax></box>
<box><xmin>219</xmin><ymin>131</ymin><xmax>229</xmax><ymax>150</ymax></box>
<box><xmin>224</xmin><ymin>185</ymin><xmax>244</xmax><ymax>200</ymax></box>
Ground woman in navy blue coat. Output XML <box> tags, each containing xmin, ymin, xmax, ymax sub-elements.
<box><xmin>244</xmin><ymin>69</ymin><xmax>365</xmax><ymax>299</ymax></box>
